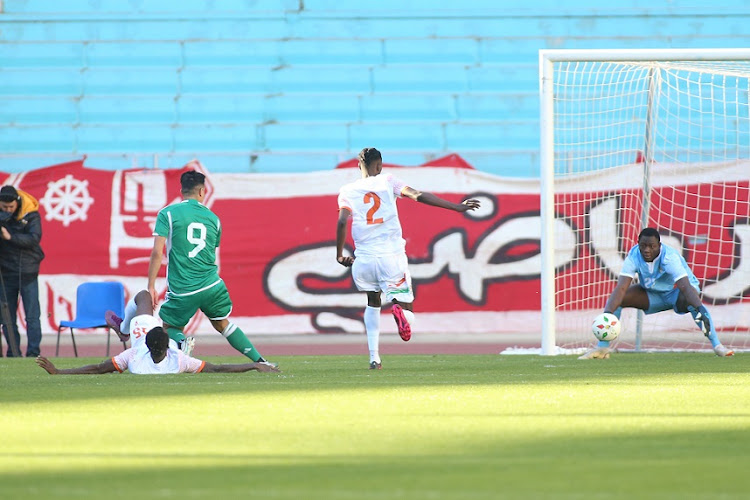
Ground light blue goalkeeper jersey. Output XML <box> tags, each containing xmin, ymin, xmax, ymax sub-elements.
<box><xmin>620</xmin><ymin>243</ymin><xmax>700</xmax><ymax>293</ymax></box>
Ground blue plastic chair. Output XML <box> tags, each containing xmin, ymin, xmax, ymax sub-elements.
<box><xmin>56</xmin><ymin>282</ymin><xmax>126</xmax><ymax>357</ymax></box>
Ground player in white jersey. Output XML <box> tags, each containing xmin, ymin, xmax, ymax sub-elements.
<box><xmin>106</xmin><ymin>289</ymin><xmax>171</xmax><ymax>349</ymax></box>
<box><xmin>36</xmin><ymin>289</ymin><xmax>280</xmax><ymax>375</ymax></box>
<box><xmin>580</xmin><ymin>227</ymin><xmax>734</xmax><ymax>359</ymax></box>
<box><xmin>35</xmin><ymin>326</ymin><xmax>280</xmax><ymax>375</ymax></box>
<box><xmin>336</xmin><ymin>147</ymin><xmax>481</xmax><ymax>369</ymax></box>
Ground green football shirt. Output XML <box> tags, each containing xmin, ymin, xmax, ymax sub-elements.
<box><xmin>153</xmin><ymin>199</ymin><xmax>222</xmax><ymax>294</ymax></box>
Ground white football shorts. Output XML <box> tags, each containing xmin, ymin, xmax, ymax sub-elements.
<box><xmin>352</xmin><ymin>252</ymin><xmax>414</xmax><ymax>303</ymax></box>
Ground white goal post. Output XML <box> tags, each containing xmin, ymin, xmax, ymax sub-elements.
<box><xmin>539</xmin><ymin>49</ymin><xmax>750</xmax><ymax>355</ymax></box>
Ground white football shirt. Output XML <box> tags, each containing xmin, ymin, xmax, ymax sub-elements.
<box><xmin>111</xmin><ymin>344</ymin><xmax>205</xmax><ymax>374</ymax></box>
<box><xmin>127</xmin><ymin>314</ymin><xmax>161</xmax><ymax>348</ymax></box>
<box><xmin>338</xmin><ymin>173</ymin><xmax>408</xmax><ymax>257</ymax></box>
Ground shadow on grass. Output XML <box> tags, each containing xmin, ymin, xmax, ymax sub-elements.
<box><xmin>1</xmin><ymin>427</ymin><xmax>749</xmax><ymax>500</ymax></box>
<box><xmin>1</xmin><ymin>353</ymin><xmax>747</xmax><ymax>404</ymax></box>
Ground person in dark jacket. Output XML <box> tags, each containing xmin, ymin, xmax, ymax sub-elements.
<box><xmin>0</xmin><ymin>185</ymin><xmax>45</xmax><ymax>357</ymax></box>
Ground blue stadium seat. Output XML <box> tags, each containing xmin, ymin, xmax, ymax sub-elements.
<box><xmin>262</xmin><ymin>123</ymin><xmax>349</xmax><ymax>151</ymax></box>
<box><xmin>462</xmin><ymin>151</ymin><xmax>541</xmax><ymax>177</ymax></box>
<box><xmin>371</xmin><ymin>152</ymin><xmax>436</xmax><ymax>168</ymax></box>
<box><xmin>444</xmin><ymin>122</ymin><xmax>539</xmax><ymax>151</ymax></box>
<box><xmin>384</xmin><ymin>38</ymin><xmax>478</xmax><ymax>65</ymax></box>
<box><xmin>131</xmin><ymin>152</ymin><xmax>256</xmax><ymax>172</ymax></box>
<box><xmin>467</xmin><ymin>64</ymin><xmax>538</xmax><ymax>92</ymax></box>
<box><xmin>177</xmin><ymin>95</ymin><xmax>264</xmax><ymax>123</ymax></box>
<box><xmin>272</xmin><ymin>65</ymin><xmax>372</xmax><ymax>93</ymax></box>
<box><xmin>173</xmin><ymin>124</ymin><xmax>259</xmax><ymax>151</ymax></box>
<box><xmin>85</xmin><ymin>42</ymin><xmax>182</xmax><ymax>67</ymax></box>
<box><xmin>183</xmin><ymin>41</ymin><xmax>281</xmax><ymax>67</ymax></box>
<box><xmin>360</xmin><ymin>94</ymin><xmax>456</xmax><ymax>121</ymax></box>
<box><xmin>456</xmin><ymin>93</ymin><xmax>538</xmax><ymax>121</ymax></box>
<box><xmin>0</xmin><ymin>97</ymin><xmax>78</xmax><ymax>124</ymax></box>
<box><xmin>2</xmin><ymin>18</ymin><xmax>287</xmax><ymax>42</ymax></box>
<box><xmin>0</xmin><ymin>68</ymin><xmax>82</xmax><ymax>96</ymax></box>
<box><xmin>2</xmin><ymin>0</ymin><xmax>299</xmax><ymax>13</ymax></box>
<box><xmin>82</xmin><ymin>155</ymin><xmax>141</xmax><ymax>171</ymax></box>
<box><xmin>247</xmin><ymin>153</ymin><xmax>342</xmax><ymax>173</ymax></box>
<box><xmin>0</xmin><ymin>155</ymin><xmax>84</xmax><ymax>172</ymax></box>
<box><xmin>372</xmin><ymin>64</ymin><xmax>467</xmax><ymax>93</ymax></box>
<box><xmin>182</xmin><ymin>154</ymin><xmax>258</xmax><ymax>173</ymax></box>
<box><xmin>279</xmin><ymin>39</ymin><xmax>382</xmax><ymax>65</ymax></box>
<box><xmin>76</xmin><ymin>125</ymin><xmax>173</xmax><ymax>152</ymax></box>
<box><xmin>349</xmin><ymin>123</ymin><xmax>444</xmax><ymax>151</ymax></box>
<box><xmin>0</xmin><ymin>42</ymin><xmax>84</xmax><ymax>67</ymax></box>
<box><xmin>78</xmin><ymin>96</ymin><xmax>176</xmax><ymax>124</ymax></box>
<box><xmin>479</xmin><ymin>39</ymin><xmax>542</xmax><ymax>64</ymax></box>
<box><xmin>180</xmin><ymin>67</ymin><xmax>273</xmax><ymax>94</ymax></box>
<box><xmin>264</xmin><ymin>94</ymin><xmax>360</xmax><ymax>122</ymax></box>
<box><xmin>303</xmin><ymin>0</ymin><xmax>507</xmax><ymax>12</ymax></box>
<box><xmin>5</xmin><ymin>1</ymin><xmax>750</xmax><ymax>179</ymax></box>
<box><xmin>286</xmin><ymin>15</ymin><xmax>515</xmax><ymax>40</ymax></box>
<box><xmin>0</xmin><ymin>126</ymin><xmax>75</xmax><ymax>152</ymax></box>
<box><xmin>83</xmin><ymin>68</ymin><xmax>178</xmax><ymax>95</ymax></box>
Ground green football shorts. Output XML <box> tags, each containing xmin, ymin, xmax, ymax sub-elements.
<box><xmin>158</xmin><ymin>280</ymin><xmax>233</xmax><ymax>328</ymax></box>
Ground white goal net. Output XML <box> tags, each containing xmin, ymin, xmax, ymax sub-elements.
<box><xmin>540</xmin><ymin>49</ymin><xmax>750</xmax><ymax>354</ymax></box>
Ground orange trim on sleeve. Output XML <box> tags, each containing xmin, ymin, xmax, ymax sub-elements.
<box><xmin>197</xmin><ymin>361</ymin><xmax>206</xmax><ymax>373</ymax></box>
<box><xmin>111</xmin><ymin>357</ymin><xmax>123</xmax><ymax>373</ymax></box>
<box><xmin>339</xmin><ymin>205</ymin><xmax>352</xmax><ymax>213</ymax></box>
<box><xmin>400</xmin><ymin>186</ymin><xmax>411</xmax><ymax>195</ymax></box>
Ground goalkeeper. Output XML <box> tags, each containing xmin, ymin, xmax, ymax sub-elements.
<box><xmin>581</xmin><ymin>227</ymin><xmax>734</xmax><ymax>359</ymax></box>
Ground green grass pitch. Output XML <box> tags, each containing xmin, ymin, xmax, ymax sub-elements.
<box><xmin>1</xmin><ymin>353</ymin><xmax>749</xmax><ymax>499</ymax></box>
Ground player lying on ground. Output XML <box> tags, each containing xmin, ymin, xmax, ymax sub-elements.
<box><xmin>108</xmin><ymin>289</ymin><xmax>278</xmax><ymax>367</ymax></box>
<box><xmin>147</xmin><ymin>170</ymin><xmax>271</xmax><ymax>364</ymax></box>
<box><xmin>36</xmin><ymin>326</ymin><xmax>280</xmax><ymax>375</ymax></box>
<box><xmin>580</xmin><ymin>227</ymin><xmax>734</xmax><ymax>359</ymax></box>
<box><xmin>336</xmin><ymin>147</ymin><xmax>481</xmax><ymax>370</ymax></box>
<box><xmin>105</xmin><ymin>288</ymin><xmax>277</xmax><ymax>371</ymax></box>
<box><xmin>106</xmin><ymin>289</ymin><xmax>174</xmax><ymax>348</ymax></box>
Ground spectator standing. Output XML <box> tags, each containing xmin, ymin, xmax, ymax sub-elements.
<box><xmin>0</xmin><ymin>185</ymin><xmax>45</xmax><ymax>357</ymax></box>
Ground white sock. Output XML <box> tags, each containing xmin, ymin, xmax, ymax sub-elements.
<box><xmin>402</xmin><ymin>309</ymin><xmax>415</xmax><ymax>330</ymax></box>
<box><xmin>120</xmin><ymin>296</ymin><xmax>138</xmax><ymax>335</ymax></box>
<box><xmin>364</xmin><ymin>306</ymin><xmax>381</xmax><ymax>363</ymax></box>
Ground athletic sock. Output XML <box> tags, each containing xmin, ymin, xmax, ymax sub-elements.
<box><xmin>364</xmin><ymin>306</ymin><xmax>381</xmax><ymax>363</ymax></box>
<box><xmin>222</xmin><ymin>323</ymin><xmax>263</xmax><ymax>361</ymax></box>
<box><xmin>120</xmin><ymin>296</ymin><xmax>138</xmax><ymax>335</ymax></box>
<box><xmin>166</xmin><ymin>326</ymin><xmax>186</xmax><ymax>344</ymax></box>
<box><xmin>402</xmin><ymin>309</ymin><xmax>415</xmax><ymax>329</ymax></box>
<box><xmin>689</xmin><ymin>306</ymin><xmax>721</xmax><ymax>348</ymax></box>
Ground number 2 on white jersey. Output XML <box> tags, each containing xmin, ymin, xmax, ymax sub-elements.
<box><xmin>187</xmin><ymin>222</ymin><xmax>207</xmax><ymax>258</ymax></box>
<box><xmin>364</xmin><ymin>192</ymin><xmax>384</xmax><ymax>225</ymax></box>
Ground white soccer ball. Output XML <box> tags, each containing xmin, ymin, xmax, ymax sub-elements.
<box><xmin>591</xmin><ymin>313</ymin><xmax>621</xmax><ymax>341</ymax></box>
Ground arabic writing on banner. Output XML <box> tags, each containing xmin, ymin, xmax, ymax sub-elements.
<box><xmin>4</xmin><ymin>156</ymin><xmax>748</xmax><ymax>335</ymax></box>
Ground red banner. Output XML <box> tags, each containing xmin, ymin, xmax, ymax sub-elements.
<box><xmin>5</xmin><ymin>157</ymin><xmax>748</xmax><ymax>336</ymax></box>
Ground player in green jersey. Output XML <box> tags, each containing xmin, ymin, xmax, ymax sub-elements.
<box><xmin>147</xmin><ymin>171</ymin><xmax>272</xmax><ymax>365</ymax></box>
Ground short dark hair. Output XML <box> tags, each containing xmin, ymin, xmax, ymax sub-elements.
<box><xmin>358</xmin><ymin>147</ymin><xmax>382</xmax><ymax>169</ymax></box>
<box><xmin>638</xmin><ymin>227</ymin><xmax>661</xmax><ymax>242</ymax></box>
<box><xmin>0</xmin><ymin>185</ymin><xmax>20</xmax><ymax>203</ymax></box>
<box><xmin>181</xmin><ymin>171</ymin><xmax>205</xmax><ymax>195</ymax></box>
<box><xmin>145</xmin><ymin>326</ymin><xmax>169</xmax><ymax>357</ymax></box>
